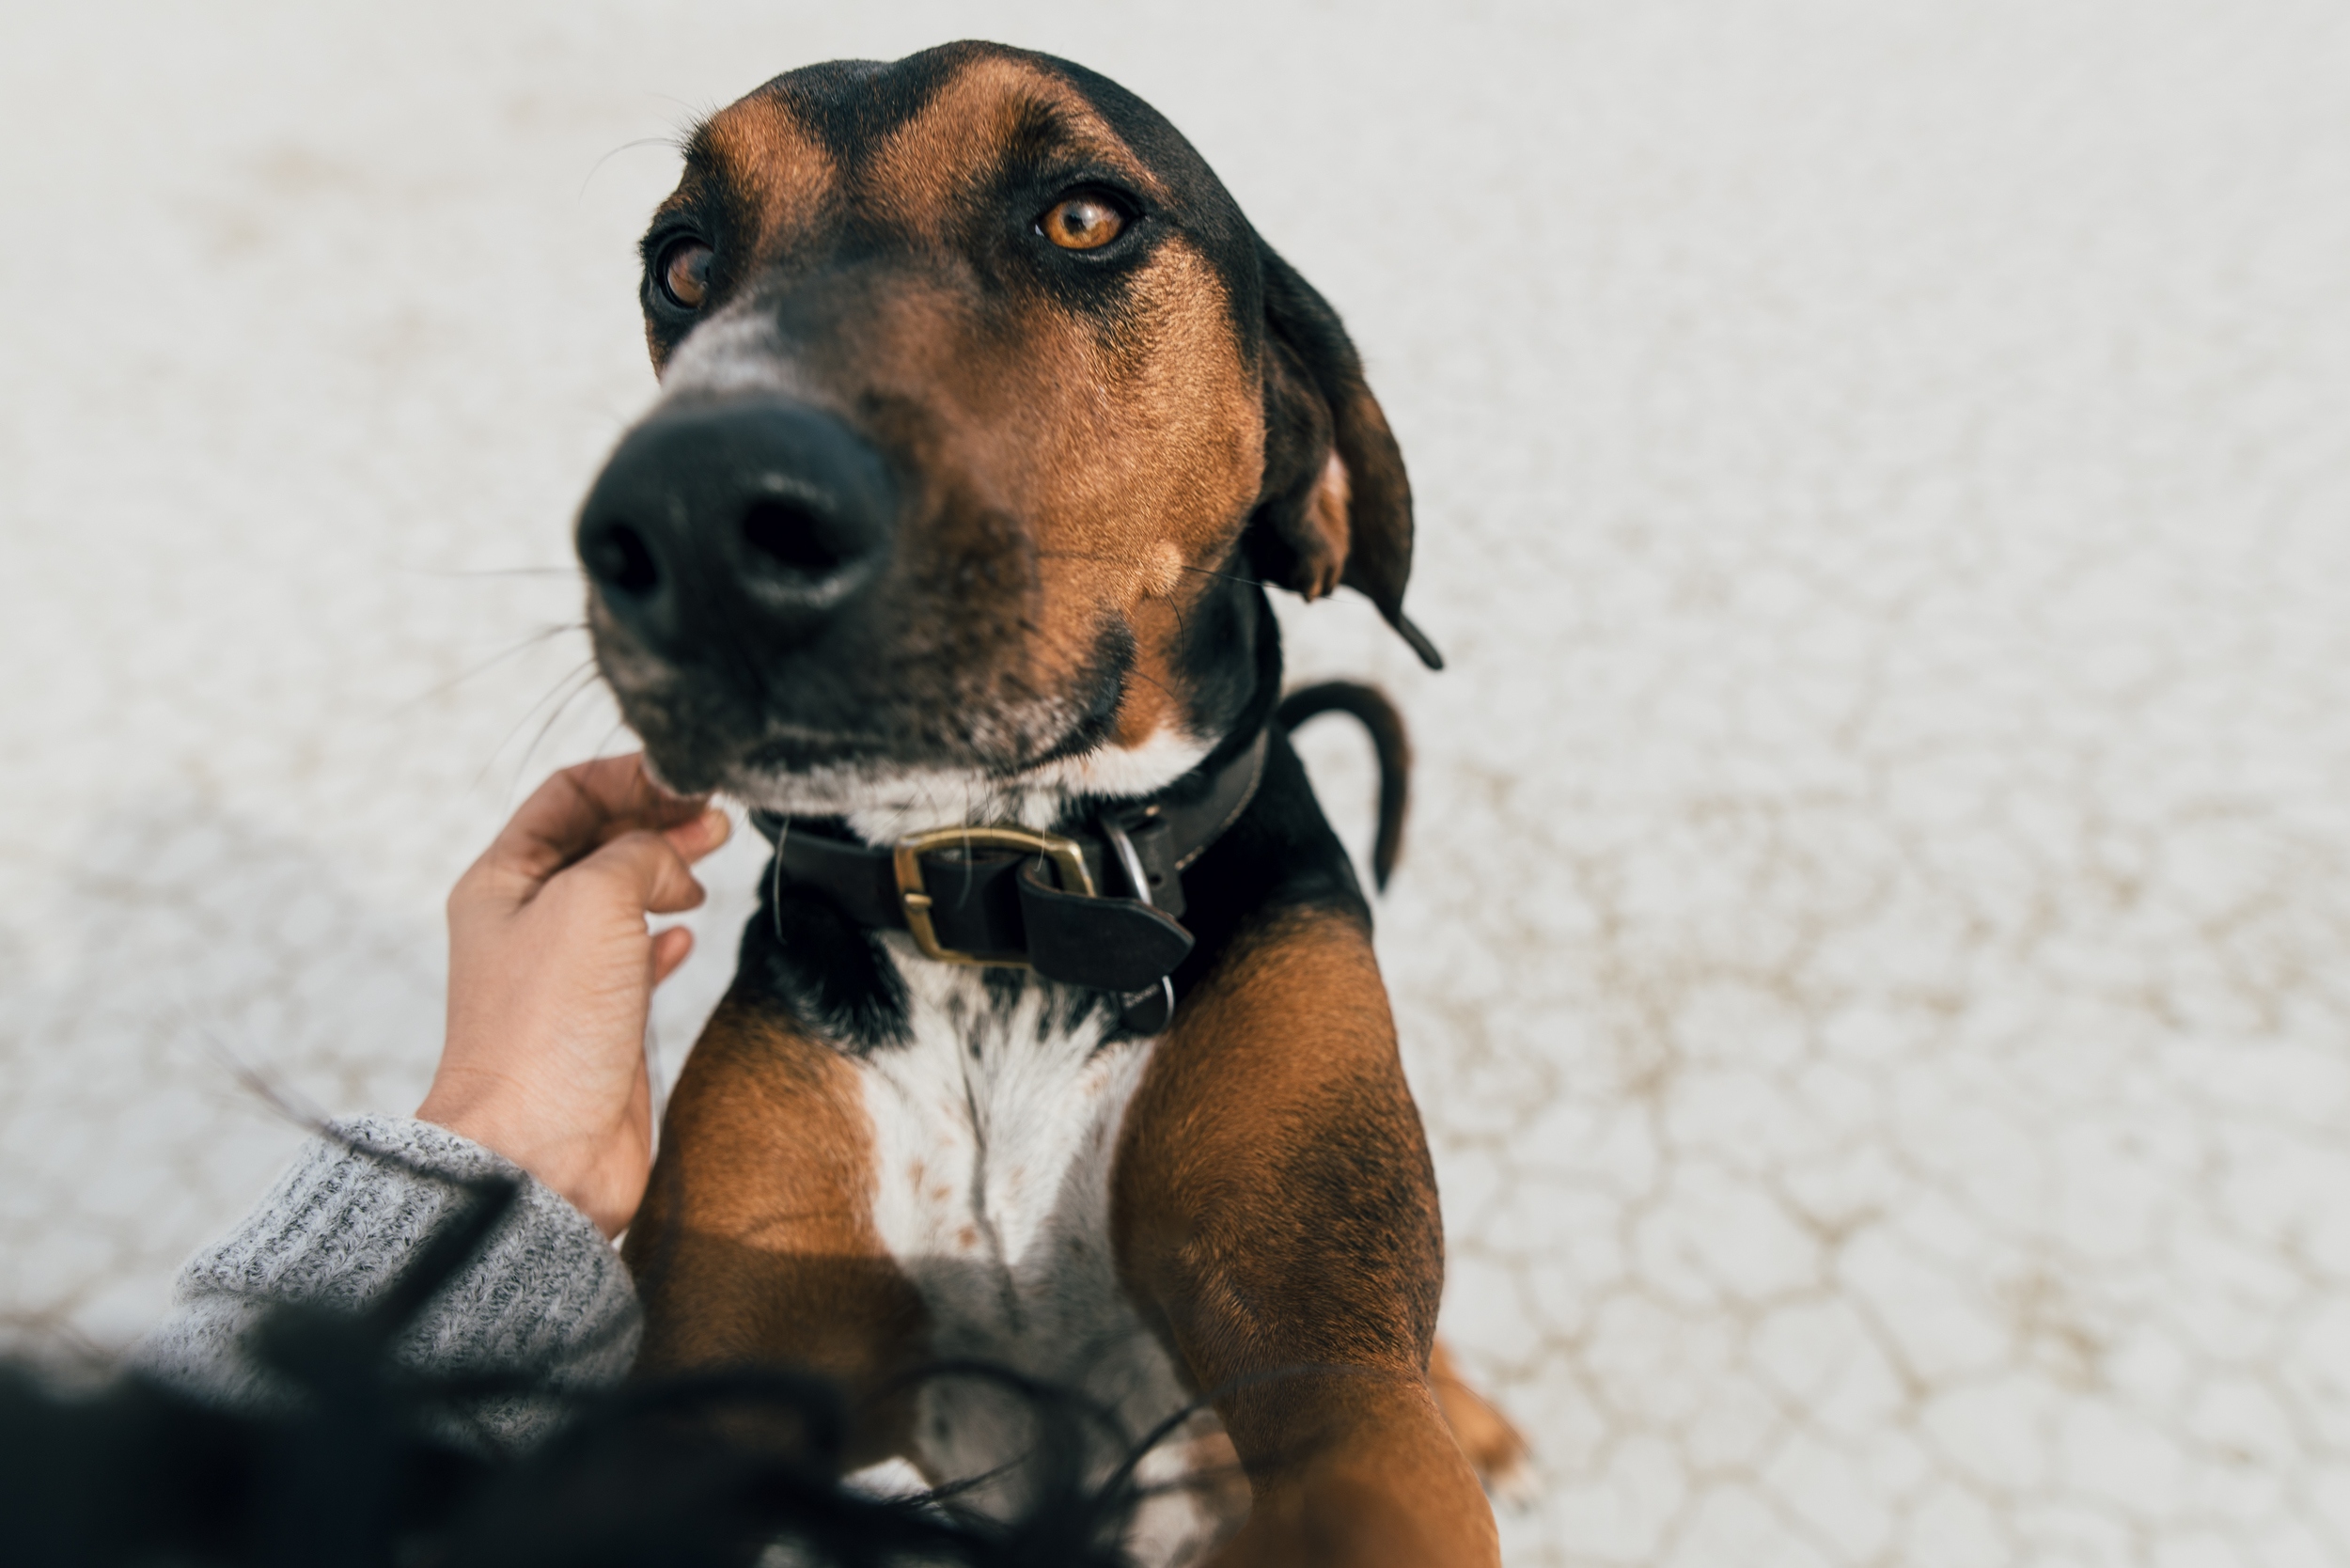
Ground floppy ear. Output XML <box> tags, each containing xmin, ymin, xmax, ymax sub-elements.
<box><xmin>1246</xmin><ymin>241</ymin><xmax>1443</xmax><ymax>669</ymax></box>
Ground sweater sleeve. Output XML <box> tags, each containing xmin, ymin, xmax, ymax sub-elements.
<box><xmin>133</xmin><ymin>1114</ymin><xmax>641</xmax><ymax>1446</ymax></box>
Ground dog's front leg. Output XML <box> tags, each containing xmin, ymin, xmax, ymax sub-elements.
<box><xmin>1114</xmin><ymin>909</ymin><xmax>1499</xmax><ymax>1567</ymax></box>
<box><xmin>622</xmin><ymin>995</ymin><xmax>929</xmax><ymax>1468</ymax></box>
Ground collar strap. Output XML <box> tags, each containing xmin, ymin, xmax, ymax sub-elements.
<box><xmin>746</xmin><ymin>729</ymin><xmax>1268</xmax><ymax>1016</ymax></box>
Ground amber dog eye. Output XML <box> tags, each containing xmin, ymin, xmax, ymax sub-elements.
<box><xmin>1038</xmin><ymin>195</ymin><xmax>1126</xmax><ymax>251</ymax></box>
<box><xmin>657</xmin><ymin>239</ymin><xmax>715</xmax><ymax>309</ymax></box>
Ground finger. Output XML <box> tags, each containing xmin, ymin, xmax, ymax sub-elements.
<box><xmin>650</xmin><ymin>924</ymin><xmax>695</xmax><ymax>984</ymax></box>
<box><xmin>574</xmin><ymin>828</ymin><xmax>710</xmax><ymax>917</ymax></box>
<box><xmin>483</xmin><ymin>755</ymin><xmax>705</xmax><ymax>890</ymax></box>
<box><xmin>663</xmin><ymin>806</ymin><xmax>731</xmax><ymax>863</ymax></box>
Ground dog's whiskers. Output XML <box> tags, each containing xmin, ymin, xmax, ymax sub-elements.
<box><xmin>395</xmin><ymin>622</ymin><xmax>588</xmax><ymax>714</ymax></box>
<box><xmin>398</xmin><ymin>565</ymin><xmax>579</xmax><ymax>579</ymax></box>
<box><xmin>579</xmin><ymin>133</ymin><xmax>689</xmax><ymax>198</ymax></box>
<box><xmin>476</xmin><ymin>659</ymin><xmax>602</xmax><ymax>793</ymax></box>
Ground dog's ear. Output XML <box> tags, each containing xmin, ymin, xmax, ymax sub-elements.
<box><xmin>1246</xmin><ymin>241</ymin><xmax>1443</xmax><ymax>669</ymax></box>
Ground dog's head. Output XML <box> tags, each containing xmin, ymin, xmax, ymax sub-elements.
<box><xmin>579</xmin><ymin>41</ymin><xmax>1432</xmax><ymax>828</ymax></box>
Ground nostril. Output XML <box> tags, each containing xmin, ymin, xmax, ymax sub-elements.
<box><xmin>742</xmin><ymin>497</ymin><xmax>846</xmax><ymax>578</ymax></box>
<box><xmin>585</xmin><ymin>522</ymin><xmax>661</xmax><ymax>596</ymax></box>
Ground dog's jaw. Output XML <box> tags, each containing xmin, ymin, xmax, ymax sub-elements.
<box><xmin>718</xmin><ymin>722</ymin><xmax>1213</xmax><ymax>839</ymax></box>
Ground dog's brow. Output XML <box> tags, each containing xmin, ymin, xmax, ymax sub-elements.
<box><xmin>865</xmin><ymin>59</ymin><xmax>1166</xmax><ymax>225</ymax></box>
<box><xmin>689</xmin><ymin>98</ymin><xmax>839</xmax><ymax>248</ymax></box>
<box><xmin>996</xmin><ymin>97</ymin><xmax>1151</xmax><ymax>184</ymax></box>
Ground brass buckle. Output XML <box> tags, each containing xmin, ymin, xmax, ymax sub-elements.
<box><xmin>891</xmin><ymin>826</ymin><xmax>1095</xmax><ymax>967</ymax></box>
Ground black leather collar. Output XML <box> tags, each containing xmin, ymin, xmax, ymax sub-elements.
<box><xmin>745</xmin><ymin>729</ymin><xmax>1270</xmax><ymax>1032</ymax></box>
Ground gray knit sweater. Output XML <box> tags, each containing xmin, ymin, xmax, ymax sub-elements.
<box><xmin>133</xmin><ymin>1114</ymin><xmax>641</xmax><ymax>1445</ymax></box>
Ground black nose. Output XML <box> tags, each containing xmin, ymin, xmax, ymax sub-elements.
<box><xmin>576</xmin><ymin>399</ymin><xmax>895</xmax><ymax>656</ymax></box>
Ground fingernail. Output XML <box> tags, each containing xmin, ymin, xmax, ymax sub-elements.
<box><xmin>680</xmin><ymin>806</ymin><xmax>729</xmax><ymax>850</ymax></box>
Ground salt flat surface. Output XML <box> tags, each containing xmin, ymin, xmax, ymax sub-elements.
<box><xmin>4</xmin><ymin>3</ymin><xmax>2347</xmax><ymax>1562</ymax></box>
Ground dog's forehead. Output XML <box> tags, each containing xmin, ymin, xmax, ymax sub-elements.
<box><xmin>683</xmin><ymin>45</ymin><xmax>1177</xmax><ymax>245</ymax></box>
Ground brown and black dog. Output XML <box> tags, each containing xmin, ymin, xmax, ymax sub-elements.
<box><xmin>577</xmin><ymin>40</ymin><xmax>1521</xmax><ymax>1566</ymax></box>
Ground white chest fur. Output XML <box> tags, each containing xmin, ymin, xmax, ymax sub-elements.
<box><xmin>852</xmin><ymin>946</ymin><xmax>1227</xmax><ymax>1559</ymax></box>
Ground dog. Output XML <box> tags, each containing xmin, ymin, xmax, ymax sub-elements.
<box><xmin>576</xmin><ymin>41</ymin><xmax>1523</xmax><ymax>1565</ymax></box>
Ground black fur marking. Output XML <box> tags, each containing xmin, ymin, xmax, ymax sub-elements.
<box><xmin>752</xmin><ymin>55</ymin><xmax>955</xmax><ymax>166</ymax></box>
<box><xmin>740</xmin><ymin>869</ymin><xmax>911</xmax><ymax>1054</ymax></box>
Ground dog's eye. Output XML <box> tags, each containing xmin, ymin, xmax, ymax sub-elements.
<box><xmin>1037</xmin><ymin>195</ymin><xmax>1125</xmax><ymax>251</ymax></box>
<box><xmin>657</xmin><ymin>239</ymin><xmax>715</xmax><ymax>309</ymax></box>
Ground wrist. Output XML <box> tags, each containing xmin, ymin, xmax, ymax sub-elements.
<box><xmin>415</xmin><ymin>1080</ymin><xmax>584</xmax><ymax>1215</ymax></box>
<box><xmin>415</xmin><ymin>1102</ymin><xmax>643</xmax><ymax>1239</ymax></box>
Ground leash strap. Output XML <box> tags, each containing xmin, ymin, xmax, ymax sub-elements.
<box><xmin>746</xmin><ymin>730</ymin><xmax>1268</xmax><ymax>1021</ymax></box>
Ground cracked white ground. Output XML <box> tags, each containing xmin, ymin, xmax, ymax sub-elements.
<box><xmin>3</xmin><ymin>4</ymin><xmax>2347</xmax><ymax>1564</ymax></box>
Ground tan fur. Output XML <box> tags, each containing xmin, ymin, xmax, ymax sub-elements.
<box><xmin>1113</xmin><ymin>910</ymin><xmax>1498</xmax><ymax>1564</ymax></box>
<box><xmin>624</xmin><ymin>996</ymin><xmax>929</xmax><ymax>1466</ymax></box>
<box><xmin>1299</xmin><ymin>452</ymin><xmax>1351</xmax><ymax>600</ymax></box>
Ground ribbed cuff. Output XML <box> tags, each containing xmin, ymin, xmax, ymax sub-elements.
<box><xmin>133</xmin><ymin>1115</ymin><xmax>640</xmax><ymax>1444</ymax></box>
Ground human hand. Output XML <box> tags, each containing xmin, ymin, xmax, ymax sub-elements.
<box><xmin>417</xmin><ymin>754</ymin><xmax>729</xmax><ymax>1237</ymax></box>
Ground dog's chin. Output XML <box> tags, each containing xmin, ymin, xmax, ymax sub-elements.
<box><xmin>613</xmin><ymin>675</ymin><xmax>1085</xmax><ymax>802</ymax></box>
<box><xmin>631</xmin><ymin>717</ymin><xmax>979</xmax><ymax>804</ymax></box>
<box><xmin>679</xmin><ymin>722</ymin><xmax>1215</xmax><ymax>841</ymax></box>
